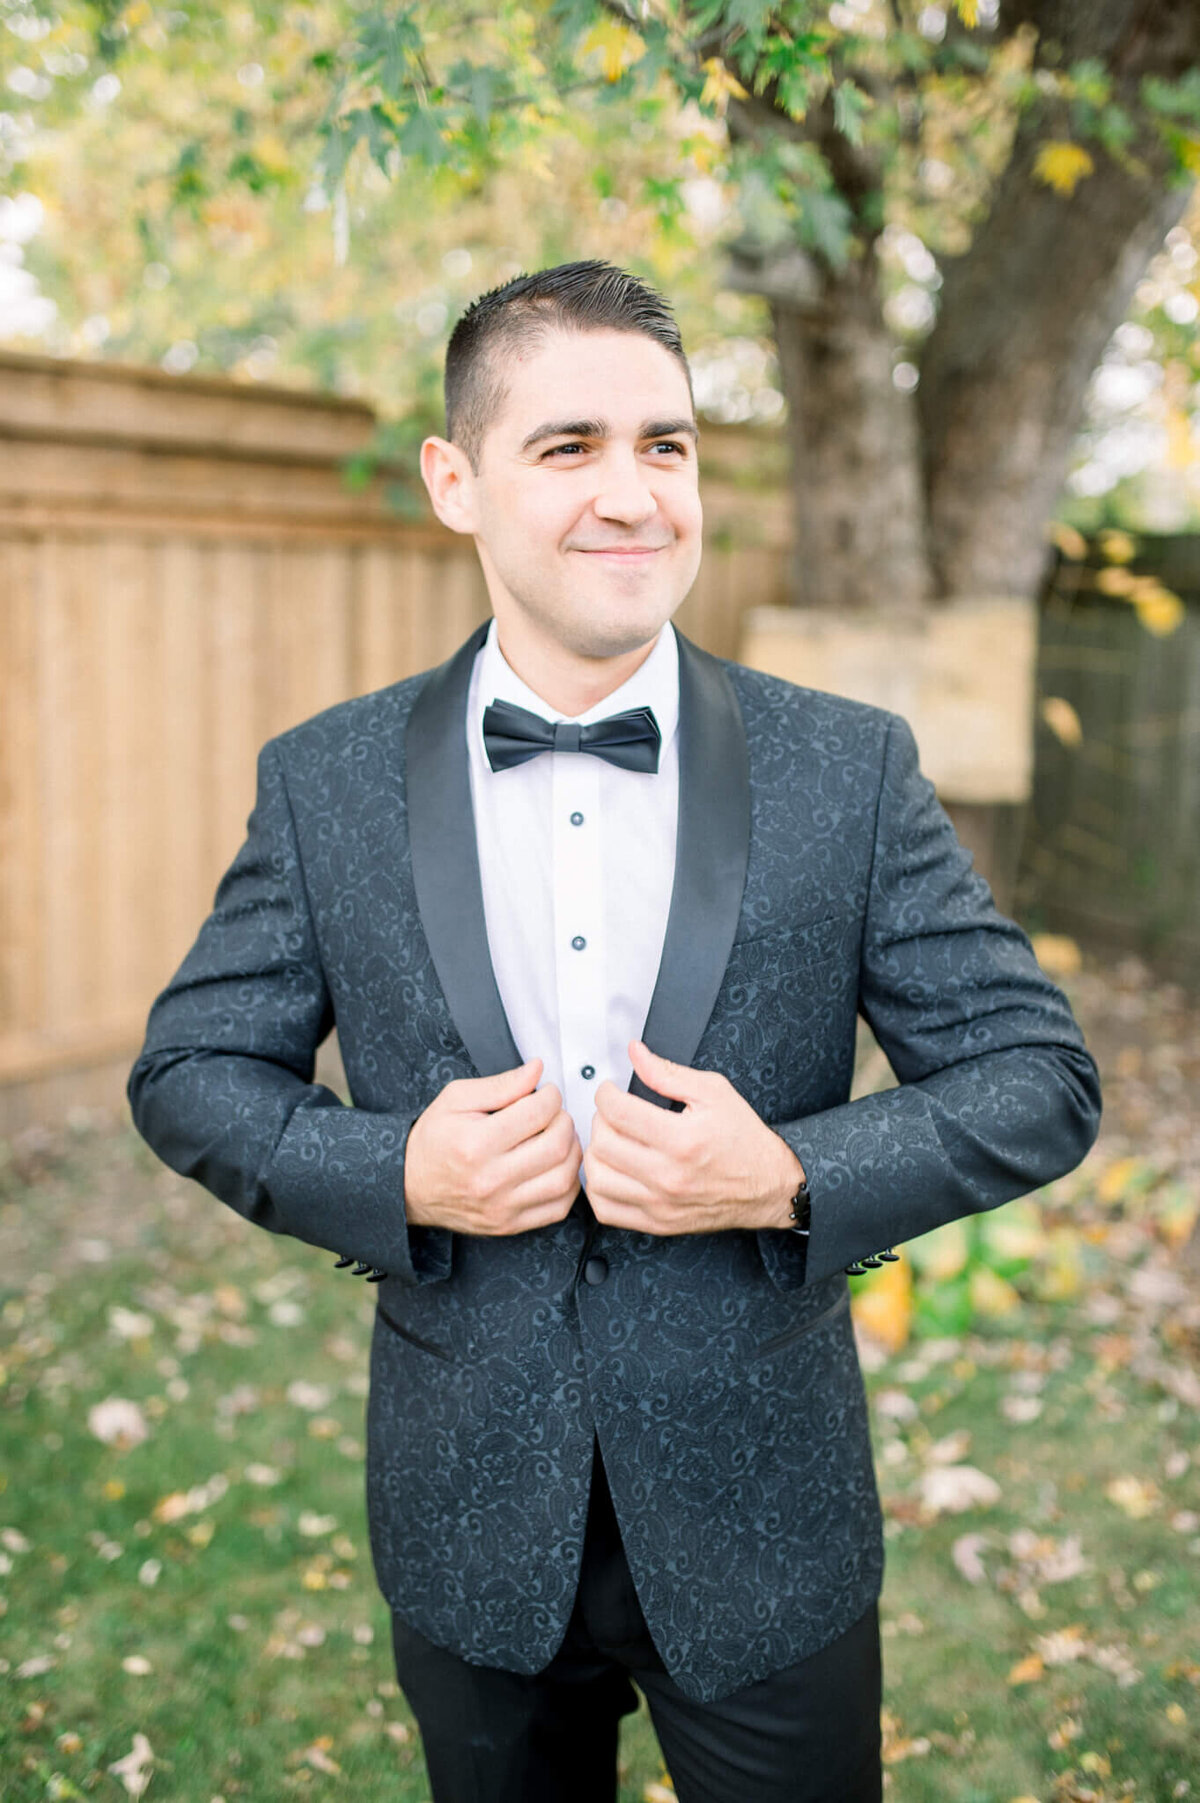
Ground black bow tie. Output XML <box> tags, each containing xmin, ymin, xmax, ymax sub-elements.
<box><xmin>482</xmin><ymin>699</ymin><xmax>662</xmax><ymax>775</ymax></box>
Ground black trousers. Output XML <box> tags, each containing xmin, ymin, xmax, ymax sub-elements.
<box><xmin>391</xmin><ymin>1439</ymin><xmax>883</xmax><ymax>1803</ymax></box>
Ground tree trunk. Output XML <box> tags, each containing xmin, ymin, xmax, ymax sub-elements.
<box><xmin>768</xmin><ymin>260</ymin><xmax>932</xmax><ymax>615</ymax></box>
<box><xmin>919</xmin><ymin>130</ymin><xmax>1193</xmax><ymax>602</ymax></box>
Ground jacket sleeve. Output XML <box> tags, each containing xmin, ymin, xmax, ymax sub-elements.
<box><xmin>758</xmin><ymin>712</ymin><xmax>1102</xmax><ymax>1291</ymax></box>
<box><xmin>126</xmin><ymin>739</ymin><xmax>452</xmax><ymax>1288</ymax></box>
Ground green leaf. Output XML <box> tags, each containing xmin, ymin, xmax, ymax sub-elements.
<box><xmin>1142</xmin><ymin>69</ymin><xmax>1200</xmax><ymax>122</ymax></box>
<box><xmin>832</xmin><ymin>79</ymin><xmax>872</xmax><ymax>147</ymax></box>
<box><xmin>798</xmin><ymin>186</ymin><xmax>854</xmax><ymax>267</ymax></box>
<box><xmin>400</xmin><ymin>104</ymin><xmax>448</xmax><ymax>165</ymax></box>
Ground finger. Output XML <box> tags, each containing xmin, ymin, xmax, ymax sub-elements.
<box><xmin>628</xmin><ymin>1040</ymin><xmax>710</xmax><ymax>1107</ymax></box>
<box><xmin>587</xmin><ymin>1115</ymin><xmax>676</xmax><ymax>1190</ymax></box>
<box><xmin>510</xmin><ymin>1159</ymin><xmax>582</xmax><ymax>1219</ymax></box>
<box><xmin>593</xmin><ymin>1080</ymin><xmax>683</xmax><ymax>1149</ymax></box>
<box><xmin>588</xmin><ymin>1192</ymin><xmax>672</xmax><ymax>1235</ymax></box>
<box><xmin>583</xmin><ymin>1142</ymin><xmax>666</xmax><ymax>1208</ymax></box>
<box><xmin>494</xmin><ymin>1110</ymin><xmax>578</xmax><ymax>1190</ymax></box>
<box><xmin>483</xmin><ymin>1083</ymin><xmax>563</xmax><ymax>1154</ymax></box>
<box><xmin>452</xmin><ymin>1059</ymin><xmax>543</xmax><ymax>1115</ymax></box>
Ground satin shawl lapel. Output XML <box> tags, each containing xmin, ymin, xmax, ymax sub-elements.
<box><xmin>632</xmin><ymin>634</ymin><xmax>751</xmax><ymax>1108</ymax></box>
<box><xmin>405</xmin><ymin>623</ymin><xmax>523</xmax><ymax>1078</ymax></box>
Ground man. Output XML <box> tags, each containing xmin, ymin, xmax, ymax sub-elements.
<box><xmin>129</xmin><ymin>261</ymin><xmax>1102</xmax><ymax>1803</ymax></box>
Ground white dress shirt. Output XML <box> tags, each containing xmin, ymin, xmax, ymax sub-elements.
<box><xmin>465</xmin><ymin>619</ymin><xmax>680</xmax><ymax>1154</ymax></box>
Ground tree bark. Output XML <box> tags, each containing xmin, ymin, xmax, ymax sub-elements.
<box><xmin>767</xmin><ymin>261</ymin><xmax>932</xmax><ymax>616</ymax></box>
<box><xmin>919</xmin><ymin>113</ymin><xmax>1196</xmax><ymax>599</ymax></box>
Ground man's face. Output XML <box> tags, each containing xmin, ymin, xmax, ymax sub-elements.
<box><xmin>457</xmin><ymin>327</ymin><xmax>703</xmax><ymax>662</ymax></box>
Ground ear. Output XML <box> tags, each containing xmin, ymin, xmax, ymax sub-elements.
<box><xmin>420</xmin><ymin>435</ymin><xmax>478</xmax><ymax>535</ymax></box>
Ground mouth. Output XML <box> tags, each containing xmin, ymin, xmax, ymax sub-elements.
<box><xmin>572</xmin><ymin>545</ymin><xmax>668</xmax><ymax>560</ymax></box>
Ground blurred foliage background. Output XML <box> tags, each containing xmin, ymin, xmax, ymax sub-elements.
<box><xmin>2</xmin><ymin>0</ymin><xmax>1200</xmax><ymax>538</ymax></box>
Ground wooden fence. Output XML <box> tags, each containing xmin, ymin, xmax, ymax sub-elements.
<box><xmin>1017</xmin><ymin>539</ymin><xmax>1200</xmax><ymax>977</ymax></box>
<box><xmin>0</xmin><ymin>351</ymin><xmax>788</xmax><ymax>1131</ymax></box>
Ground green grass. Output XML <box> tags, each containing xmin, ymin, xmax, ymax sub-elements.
<box><xmin>1</xmin><ymin>1124</ymin><xmax>1197</xmax><ymax>1802</ymax></box>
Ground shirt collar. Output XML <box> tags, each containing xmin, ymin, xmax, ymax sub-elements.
<box><xmin>473</xmin><ymin>617</ymin><xmax>680</xmax><ymax>754</ymax></box>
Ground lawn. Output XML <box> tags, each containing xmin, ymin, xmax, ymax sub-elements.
<box><xmin>1</xmin><ymin>959</ymin><xmax>1198</xmax><ymax>1802</ymax></box>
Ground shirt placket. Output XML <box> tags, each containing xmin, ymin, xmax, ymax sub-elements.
<box><xmin>551</xmin><ymin>749</ymin><xmax>605</xmax><ymax>1152</ymax></box>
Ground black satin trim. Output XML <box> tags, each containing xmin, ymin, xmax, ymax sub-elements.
<box><xmin>405</xmin><ymin>622</ymin><xmax>523</xmax><ymax>1081</ymax></box>
<box><xmin>633</xmin><ymin>635</ymin><xmax>751</xmax><ymax>1109</ymax></box>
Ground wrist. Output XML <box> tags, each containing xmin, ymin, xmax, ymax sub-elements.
<box><xmin>768</xmin><ymin>1136</ymin><xmax>807</xmax><ymax>1230</ymax></box>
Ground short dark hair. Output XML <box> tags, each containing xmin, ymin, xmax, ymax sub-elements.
<box><xmin>444</xmin><ymin>260</ymin><xmax>692</xmax><ymax>469</ymax></box>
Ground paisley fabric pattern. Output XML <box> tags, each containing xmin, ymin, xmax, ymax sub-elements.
<box><xmin>129</xmin><ymin>634</ymin><xmax>1101</xmax><ymax>1703</ymax></box>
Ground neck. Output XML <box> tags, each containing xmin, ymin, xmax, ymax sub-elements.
<box><xmin>491</xmin><ymin>619</ymin><xmax>660</xmax><ymax>718</ymax></box>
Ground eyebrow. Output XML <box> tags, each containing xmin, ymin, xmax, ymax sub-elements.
<box><xmin>519</xmin><ymin>416</ymin><xmax>700</xmax><ymax>452</ymax></box>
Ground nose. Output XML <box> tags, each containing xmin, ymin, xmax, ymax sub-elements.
<box><xmin>592</xmin><ymin>449</ymin><xmax>657</xmax><ymax>527</ymax></box>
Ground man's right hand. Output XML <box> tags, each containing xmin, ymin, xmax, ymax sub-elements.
<box><xmin>403</xmin><ymin>1059</ymin><xmax>582</xmax><ymax>1235</ymax></box>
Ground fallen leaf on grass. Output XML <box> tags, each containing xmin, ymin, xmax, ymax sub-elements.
<box><xmin>919</xmin><ymin>1465</ymin><xmax>1001</xmax><ymax>1515</ymax></box>
<box><xmin>644</xmin><ymin>1783</ymin><xmax>676</xmax><ymax>1802</ymax></box>
<box><xmin>298</xmin><ymin>1512</ymin><xmax>338</xmax><ymax>1538</ymax></box>
<box><xmin>304</xmin><ymin>1739</ymin><xmax>341</xmax><ymax>1777</ymax></box>
<box><xmin>15</xmin><ymin>1653</ymin><xmax>56</xmax><ymax>1677</ymax></box>
<box><xmin>1035</xmin><ymin>1625</ymin><xmax>1087</xmax><ymax>1666</ymax></box>
<box><xmin>1104</xmin><ymin>1475</ymin><xmax>1160</xmax><ymax>1518</ymax></box>
<box><xmin>108</xmin><ymin>1306</ymin><xmax>154</xmax><ymax>1342</ymax></box>
<box><xmin>286</xmin><ymin>1381</ymin><xmax>333</xmax><ymax>1412</ymax></box>
<box><xmin>1007</xmin><ymin>1653</ymin><xmax>1045</xmax><ymax>1685</ymax></box>
<box><xmin>122</xmin><ymin>1655</ymin><xmax>153</xmax><ymax>1676</ymax></box>
<box><xmin>951</xmin><ymin>1532</ymin><xmax>990</xmax><ymax>1584</ymax></box>
<box><xmin>384</xmin><ymin>1723</ymin><xmax>410</xmax><ymax>1746</ymax></box>
<box><xmin>108</xmin><ymin>1733</ymin><xmax>155</xmax><ymax>1799</ymax></box>
<box><xmin>87</xmin><ymin>1398</ymin><xmax>149</xmax><ymax>1449</ymax></box>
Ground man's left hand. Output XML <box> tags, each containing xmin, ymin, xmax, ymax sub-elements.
<box><xmin>584</xmin><ymin>1041</ymin><xmax>805</xmax><ymax>1235</ymax></box>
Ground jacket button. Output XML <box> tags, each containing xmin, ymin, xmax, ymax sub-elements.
<box><xmin>583</xmin><ymin>1256</ymin><xmax>609</xmax><ymax>1286</ymax></box>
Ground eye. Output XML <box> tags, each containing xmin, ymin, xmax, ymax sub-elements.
<box><xmin>648</xmin><ymin>439</ymin><xmax>688</xmax><ymax>457</ymax></box>
<box><xmin>542</xmin><ymin>441</ymin><xmax>588</xmax><ymax>458</ymax></box>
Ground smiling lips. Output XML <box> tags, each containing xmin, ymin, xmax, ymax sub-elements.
<box><xmin>573</xmin><ymin>543</ymin><xmax>669</xmax><ymax>557</ymax></box>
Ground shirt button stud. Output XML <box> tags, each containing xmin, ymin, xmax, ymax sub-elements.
<box><xmin>581</xmin><ymin>1064</ymin><xmax>595</xmax><ymax>1080</ymax></box>
<box><xmin>571</xmin><ymin>935</ymin><xmax>587</xmax><ymax>951</ymax></box>
<box><xmin>583</xmin><ymin>1256</ymin><xmax>608</xmax><ymax>1286</ymax></box>
<box><xmin>570</xmin><ymin>811</ymin><xmax>585</xmax><ymax>826</ymax></box>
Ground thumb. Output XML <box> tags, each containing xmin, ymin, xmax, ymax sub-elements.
<box><xmin>628</xmin><ymin>1041</ymin><xmax>705</xmax><ymax>1105</ymax></box>
<box><xmin>465</xmin><ymin>1058</ymin><xmax>543</xmax><ymax>1115</ymax></box>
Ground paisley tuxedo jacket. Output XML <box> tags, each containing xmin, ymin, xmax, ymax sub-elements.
<box><xmin>128</xmin><ymin>623</ymin><xmax>1101</xmax><ymax>1702</ymax></box>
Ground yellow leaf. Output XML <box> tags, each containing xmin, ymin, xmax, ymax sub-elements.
<box><xmin>1007</xmin><ymin>1652</ymin><xmax>1045</xmax><ymax>1685</ymax></box>
<box><xmin>1097</xmin><ymin>1155</ymin><xmax>1142</xmax><ymax>1205</ymax></box>
<box><xmin>982</xmin><ymin>1200</ymin><xmax>1046</xmax><ymax>1262</ymax></box>
<box><xmin>644</xmin><ymin>1784</ymin><xmax>677</xmax><ymax>1803</ymax></box>
<box><xmin>908</xmin><ymin>1218</ymin><xmax>968</xmax><ymax>1281</ymax></box>
<box><xmin>1166</xmin><ymin>1702</ymin><xmax>1187</xmax><ymax>1726</ymax></box>
<box><xmin>103</xmin><ymin>1479</ymin><xmax>126</xmax><ymax>1501</ymax></box>
<box><xmin>1039</xmin><ymin>698</ymin><xmax>1082</xmax><ymax>748</ymax></box>
<box><xmin>1031</xmin><ymin>932</ymin><xmax>1081</xmax><ymax>975</ymax></box>
<box><xmin>579</xmin><ymin>18</ymin><xmax>646</xmax><ymax>83</ymax></box>
<box><xmin>1181</xmin><ymin>134</ymin><xmax>1200</xmax><ymax>175</ymax></box>
<box><xmin>955</xmin><ymin>0</ymin><xmax>979</xmax><ymax>24</ymax></box>
<box><xmin>1033</xmin><ymin>140</ymin><xmax>1094</xmax><ymax>197</ymax></box>
<box><xmin>184</xmin><ymin>1518</ymin><xmax>214</xmax><ymax>1548</ymax></box>
<box><xmin>968</xmin><ymin>1266</ymin><xmax>1020</xmax><ymax>1318</ymax></box>
<box><xmin>700</xmin><ymin>57</ymin><xmax>749</xmax><ymax>114</ymax></box>
<box><xmin>1095</xmin><ymin>564</ymin><xmax>1136</xmax><ymax>595</ymax></box>
<box><xmin>1097</xmin><ymin>527</ymin><xmax>1138</xmax><ymax>563</ymax></box>
<box><xmin>1048</xmin><ymin>521</ymin><xmax>1087</xmax><ymax>561</ymax></box>
<box><xmin>1034</xmin><ymin>1228</ymin><xmax>1081</xmax><ymax>1301</ymax></box>
<box><xmin>153</xmin><ymin>1492</ymin><xmax>191</xmax><ymax>1524</ymax></box>
<box><xmin>850</xmin><ymin>1253</ymin><xmax>913</xmax><ymax>1352</ymax></box>
<box><xmin>1104</xmin><ymin>1475</ymin><xmax>1160</xmax><ymax>1519</ymax></box>
<box><xmin>1135</xmin><ymin>589</ymin><xmax>1185</xmax><ymax>636</ymax></box>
